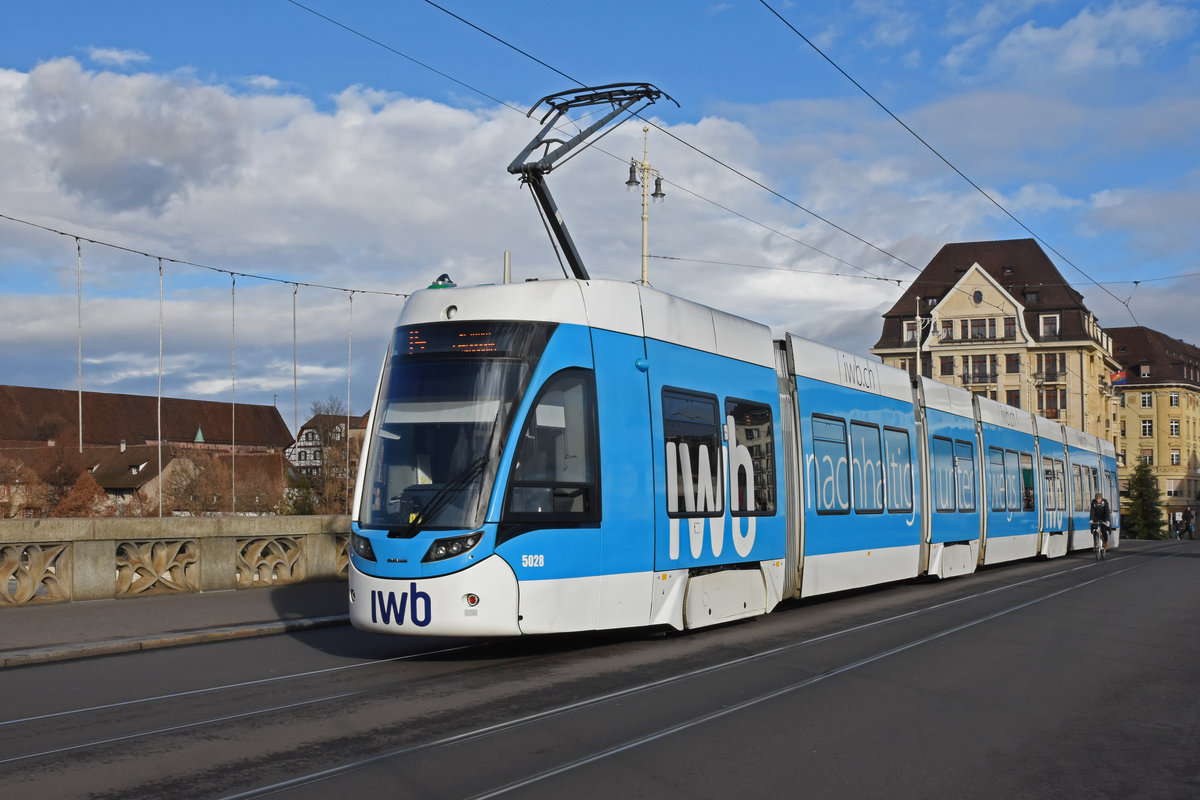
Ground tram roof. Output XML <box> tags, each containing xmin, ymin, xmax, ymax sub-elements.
<box><xmin>398</xmin><ymin>278</ymin><xmax>776</xmax><ymax>368</ymax></box>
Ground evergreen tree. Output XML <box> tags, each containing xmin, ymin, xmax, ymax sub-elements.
<box><xmin>1123</xmin><ymin>461</ymin><xmax>1164</xmax><ymax>539</ymax></box>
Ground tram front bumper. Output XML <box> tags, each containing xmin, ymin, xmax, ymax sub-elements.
<box><xmin>349</xmin><ymin>555</ymin><xmax>522</xmax><ymax>637</ymax></box>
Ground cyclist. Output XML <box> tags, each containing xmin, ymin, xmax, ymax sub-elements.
<box><xmin>1090</xmin><ymin>492</ymin><xmax>1111</xmax><ymax>557</ymax></box>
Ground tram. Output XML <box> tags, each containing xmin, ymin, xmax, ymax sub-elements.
<box><xmin>346</xmin><ymin>84</ymin><xmax>1120</xmax><ymax>637</ymax></box>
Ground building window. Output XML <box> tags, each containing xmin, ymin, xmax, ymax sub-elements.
<box><xmin>1170</xmin><ymin>392</ymin><xmax>1180</xmax><ymax>407</ymax></box>
<box><xmin>1171</xmin><ymin>419</ymin><xmax>1180</xmax><ymax>437</ymax></box>
<box><xmin>960</xmin><ymin>320</ymin><xmax>969</xmax><ymax>339</ymax></box>
<box><xmin>1142</xmin><ymin>419</ymin><xmax>1154</xmax><ymax>437</ymax></box>
<box><xmin>940</xmin><ymin>356</ymin><xmax>955</xmax><ymax>376</ymax></box>
<box><xmin>904</xmin><ymin>321</ymin><xmax>918</xmax><ymax>343</ymax></box>
<box><xmin>1171</xmin><ymin>450</ymin><xmax>1181</xmax><ymax>466</ymax></box>
<box><xmin>1006</xmin><ymin>390</ymin><xmax>1020</xmax><ymax>408</ymax></box>
<box><xmin>1026</xmin><ymin>291</ymin><xmax>1039</xmax><ymax>303</ymax></box>
<box><xmin>941</xmin><ymin>320</ymin><xmax>954</xmax><ymax>340</ymax></box>
<box><xmin>1040</xmin><ymin>315</ymin><xmax>1059</xmax><ymax>338</ymax></box>
<box><xmin>1141</xmin><ymin>449</ymin><xmax>1154</xmax><ymax>465</ymax></box>
<box><xmin>1140</xmin><ymin>365</ymin><xmax>1151</xmax><ymax>378</ymax></box>
<box><xmin>1006</xmin><ymin>354</ymin><xmax>1020</xmax><ymax>374</ymax></box>
<box><xmin>1141</xmin><ymin>392</ymin><xmax>1153</xmax><ymax>408</ymax></box>
<box><xmin>971</xmin><ymin>318</ymin><xmax>987</xmax><ymax>339</ymax></box>
<box><xmin>1004</xmin><ymin>317</ymin><xmax>1016</xmax><ymax>338</ymax></box>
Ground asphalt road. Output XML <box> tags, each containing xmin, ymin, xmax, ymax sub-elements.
<box><xmin>3</xmin><ymin>539</ymin><xmax>1198</xmax><ymax>799</ymax></box>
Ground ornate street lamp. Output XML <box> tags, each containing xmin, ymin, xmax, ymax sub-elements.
<box><xmin>625</xmin><ymin>126</ymin><xmax>665</xmax><ymax>284</ymax></box>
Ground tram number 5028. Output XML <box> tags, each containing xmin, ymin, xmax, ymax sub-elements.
<box><xmin>521</xmin><ymin>554</ymin><xmax>545</xmax><ymax>568</ymax></box>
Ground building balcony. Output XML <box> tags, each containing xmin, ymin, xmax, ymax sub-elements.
<box><xmin>961</xmin><ymin>372</ymin><xmax>999</xmax><ymax>385</ymax></box>
<box><xmin>1040</xmin><ymin>408</ymin><xmax>1061</xmax><ymax>420</ymax></box>
<box><xmin>1034</xmin><ymin>371</ymin><xmax>1065</xmax><ymax>384</ymax></box>
<box><xmin>937</xmin><ymin>332</ymin><xmax>1017</xmax><ymax>345</ymax></box>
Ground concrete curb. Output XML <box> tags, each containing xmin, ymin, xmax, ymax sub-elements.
<box><xmin>0</xmin><ymin>614</ymin><xmax>350</xmax><ymax>669</ymax></box>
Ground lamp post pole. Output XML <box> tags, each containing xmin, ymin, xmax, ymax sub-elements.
<box><xmin>626</xmin><ymin>126</ymin><xmax>665</xmax><ymax>285</ymax></box>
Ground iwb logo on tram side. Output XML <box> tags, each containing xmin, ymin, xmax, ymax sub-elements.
<box><xmin>664</xmin><ymin>415</ymin><xmax>757</xmax><ymax>561</ymax></box>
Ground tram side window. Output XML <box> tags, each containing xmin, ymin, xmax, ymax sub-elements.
<box><xmin>1042</xmin><ymin>457</ymin><xmax>1067</xmax><ymax>511</ymax></box>
<box><xmin>1072</xmin><ymin>464</ymin><xmax>1084</xmax><ymax>512</ymax></box>
<box><xmin>955</xmin><ymin>441</ymin><xmax>976</xmax><ymax>511</ymax></box>
<box><xmin>850</xmin><ymin>421</ymin><xmax>883</xmax><ymax>513</ymax></box>
<box><xmin>1020</xmin><ymin>452</ymin><xmax>1036</xmax><ymax>511</ymax></box>
<box><xmin>1054</xmin><ymin>459</ymin><xmax>1067</xmax><ymax>510</ymax></box>
<box><xmin>664</xmin><ymin>389</ymin><xmax>723</xmax><ymax>518</ymax></box>
<box><xmin>931</xmin><ymin>436</ymin><xmax>956</xmax><ymax>512</ymax></box>
<box><xmin>1041</xmin><ymin>457</ymin><xmax>1057</xmax><ymax>511</ymax></box>
<box><xmin>1004</xmin><ymin>449</ymin><xmax>1022</xmax><ymax>512</ymax></box>
<box><xmin>988</xmin><ymin>447</ymin><xmax>1006</xmax><ymax>512</ymax></box>
<box><xmin>811</xmin><ymin>415</ymin><xmax>850</xmax><ymax>514</ymax></box>
<box><xmin>726</xmin><ymin>398</ymin><xmax>776</xmax><ymax>515</ymax></box>
<box><xmin>883</xmin><ymin>427</ymin><xmax>913</xmax><ymax>512</ymax></box>
<box><xmin>503</xmin><ymin>369</ymin><xmax>600</xmax><ymax>523</ymax></box>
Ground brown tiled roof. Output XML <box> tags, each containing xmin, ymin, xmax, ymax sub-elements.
<box><xmin>1108</xmin><ymin>326</ymin><xmax>1200</xmax><ymax>389</ymax></box>
<box><xmin>875</xmin><ymin>238</ymin><xmax>1094</xmax><ymax>349</ymax></box>
<box><xmin>0</xmin><ymin>444</ymin><xmax>289</xmax><ymax>503</ymax></box>
<box><xmin>0</xmin><ymin>385</ymin><xmax>294</xmax><ymax>450</ymax></box>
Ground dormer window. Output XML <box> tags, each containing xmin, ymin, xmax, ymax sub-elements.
<box><xmin>1040</xmin><ymin>314</ymin><xmax>1059</xmax><ymax>339</ymax></box>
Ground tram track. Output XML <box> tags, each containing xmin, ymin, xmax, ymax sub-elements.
<box><xmin>1</xmin><ymin>543</ymin><xmax>1182</xmax><ymax>799</ymax></box>
<box><xmin>218</xmin><ymin>548</ymin><xmax>1161</xmax><ymax>799</ymax></box>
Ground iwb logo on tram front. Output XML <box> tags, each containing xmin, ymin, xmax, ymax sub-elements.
<box><xmin>370</xmin><ymin>584</ymin><xmax>432</xmax><ymax>627</ymax></box>
<box><xmin>664</xmin><ymin>415</ymin><xmax>757</xmax><ymax>561</ymax></box>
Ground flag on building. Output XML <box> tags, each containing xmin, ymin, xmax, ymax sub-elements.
<box><xmin>1110</xmin><ymin>370</ymin><xmax>1126</xmax><ymax>385</ymax></box>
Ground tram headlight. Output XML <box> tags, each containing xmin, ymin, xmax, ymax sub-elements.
<box><xmin>351</xmin><ymin>532</ymin><xmax>377</xmax><ymax>562</ymax></box>
<box><xmin>422</xmin><ymin>532</ymin><xmax>482</xmax><ymax>563</ymax></box>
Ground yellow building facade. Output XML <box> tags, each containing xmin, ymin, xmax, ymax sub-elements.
<box><xmin>1109</xmin><ymin>326</ymin><xmax>1200</xmax><ymax>525</ymax></box>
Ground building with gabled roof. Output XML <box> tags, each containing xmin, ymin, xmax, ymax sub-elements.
<box><xmin>0</xmin><ymin>385</ymin><xmax>295</xmax><ymax>517</ymax></box>
<box><xmin>0</xmin><ymin>384</ymin><xmax>293</xmax><ymax>452</ymax></box>
<box><xmin>1108</xmin><ymin>326</ymin><xmax>1200</xmax><ymax>525</ymax></box>
<box><xmin>871</xmin><ymin>238</ymin><xmax>1120</xmax><ymax>440</ymax></box>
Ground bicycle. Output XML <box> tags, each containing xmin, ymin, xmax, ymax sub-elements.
<box><xmin>1091</xmin><ymin>522</ymin><xmax>1108</xmax><ymax>560</ymax></box>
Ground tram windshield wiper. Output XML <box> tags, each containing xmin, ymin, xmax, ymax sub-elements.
<box><xmin>391</xmin><ymin>456</ymin><xmax>489</xmax><ymax>539</ymax></box>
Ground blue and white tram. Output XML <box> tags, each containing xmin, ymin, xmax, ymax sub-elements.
<box><xmin>976</xmin><ymin>397</ymin><xmax>1041</xmax><ymax>565</ymax></box>
<box><xmin>348</xmin><ymin>278</ymin><xmax>1120</xmax><ymax>637</ymax></box>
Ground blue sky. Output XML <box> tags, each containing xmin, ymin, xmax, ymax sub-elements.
<box><xmin>1</xmin><ymin>1</ymin><xmax>1198</xmax><ymax>428</ymax></box>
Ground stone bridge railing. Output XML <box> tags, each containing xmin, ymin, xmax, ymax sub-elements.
<box><xmin>1</xmin><ymin>516</ymin><xmax>349</xmax><ymax>606</ymax></box>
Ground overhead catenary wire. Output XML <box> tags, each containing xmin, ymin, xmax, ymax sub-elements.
<box><xmin>0</xmin><ymin>213</ymin><xmax>410</xmax><ymax>300</ymax></box>
<box><xmin>289</xmin><ymin>0</ymin><xmax>910</xmax><ymax>283</ymax></box>
<box><xmin>413</xmin><ymin>0</ymin><xmax>1154</xmax><ymax>310</ymax></box>
<box><xmin>757</xmin><ymin>0</ymin><xmax>1139</xmax><ymax>324</ymax></box>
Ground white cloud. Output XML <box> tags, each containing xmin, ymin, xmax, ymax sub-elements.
<box><xmin>84</xmin><ymin>47</ymin><xmax>150</xmax><ymax>68</ymax></box>
<box><xmin>1</xmin><ymin>47</ymin><xmax>1197</xmax><ymax>414</ymax></box>
<box><xmin>954</xmin><ymin>0</ymin><xmax>1199</xmax><ymax>80</ymax></box>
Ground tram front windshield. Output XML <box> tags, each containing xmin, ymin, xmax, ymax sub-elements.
<box><xmin>358</xmin><ymin>321</ymin><xmax>554</xmax><ymax>534</ymax></box>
